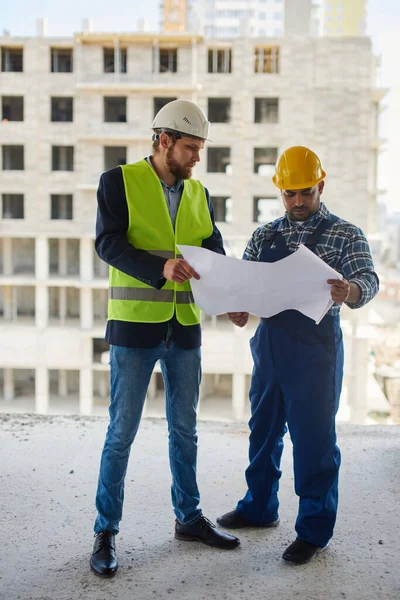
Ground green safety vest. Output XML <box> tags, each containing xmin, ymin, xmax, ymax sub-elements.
<box><xmin>108</xmin><ymin>159</ymin><xmax>213</xmax><ymax>325</ymax></box>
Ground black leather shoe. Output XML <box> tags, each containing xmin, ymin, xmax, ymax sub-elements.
<box><xmin>90</xmin><ymin>531</ymin><xmax>118</xmax><ymax>577</ymax></box>
<box><xmin>282</xmin><ymin>539</ymin><xmax>324</xmax><ymax>565</ymax></box>
<box><xmin>175</xmin><ymin>515</ymin><xmax>240</xmax><ymax>549</ymax></box>
<box><xmin>217</xmin><ymin>509</ymin><xmax>280</xmax><ymax>529</ymax></box>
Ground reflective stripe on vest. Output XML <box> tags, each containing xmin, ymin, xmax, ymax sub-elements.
<box><xmin>108</xmin><ymin>160</ymin><xmax>213</xmax><ymax>325</ymax></box>
<box><xmin>109</xmin><ymin>288</ymin><xmax>194</xmax><ymax>304</ymax></box>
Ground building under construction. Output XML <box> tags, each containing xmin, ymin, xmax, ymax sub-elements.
<box><xmin>0</xmin><ymin>22</ymin><xmax>387</xmax><ymax>421</ymax></box>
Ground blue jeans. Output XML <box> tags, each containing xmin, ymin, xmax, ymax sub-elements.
<box><xmin>94</xmin><ymin>340</ymin><xmax>202</xmax><ymax>534</ymax></box>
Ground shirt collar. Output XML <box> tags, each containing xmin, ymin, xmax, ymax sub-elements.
<box><xmin>145</xmin><ymin>156</ymin><xmax>183</xmax><ymax>193</ymax></box>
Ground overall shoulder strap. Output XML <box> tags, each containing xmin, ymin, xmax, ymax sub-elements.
<box><xmin>305</xmin><ymin>214</ymin><xmax>339</xmax><ymax>251</ymax></box>
<box><xmin>262</xmin><ymin>220</ymin><xmax>281</xmax><ymax>242</ymax></box>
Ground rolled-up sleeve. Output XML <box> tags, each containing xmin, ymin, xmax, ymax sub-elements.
<box><xmin>341</xmin><ymin>227</ymin><xmax>379</xmax><ymax>309</ymax></box>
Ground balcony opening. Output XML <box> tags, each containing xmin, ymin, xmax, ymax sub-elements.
<box><xmin>12</xmin><ymin>239</ymin><xmax>35</xmax><ymax>275</ymax></box>
<box><xmin>2</xmin><ymin>145</ymin><xmax>24</xmax><ymax>170</ymax></box>
<box><xmin>104</xmin><ymin>97</ymin><xmax>127</xmax><ymax>122</ymax></box>
<box><xmin>104</xmin><ymin>146</ymin><xmax>127</xmax><ymax>171</ymax></box>
<box><xmin>50</xmin><ymin>48</ymin><xmax>73</xmax><ymax>73</ymax></box>
<box><xmin>1</xmin><ymin>47</ymin><xmax>23</xmax><ymax>72</ymax></box>
<box><xmin>208</xmin><ymin>98</ymin><xmax>231</xmax><ymax>123</ymax></box>
<box><xmin>93</xmin><ymin>338</ymin><xmax>110</xmax><ymax>363</ymax></box>
<box><xmin>153</xmin><ymin>97</ymin><xmax>177</xmax><ymax>118</ymax></box>
<box><xmin>207</xmin><ymin>147</ymin><xmax>231</xmax><ymax>173</ymax></box>
<box><xmin>1</xmin><ymin>96</ymin><xmax>23</xmax><ymax>121</ymax></box>
<box><xmin>93</xmin><ymin>371</ymin><xmax>110</xmax><ymax>413</ymax></box>
<box><xmin>51</xmin><ymin>194</ymin><xmax>73</xmax><ymax>220</ymax></box>
<box><xmin>48</xmin><ymin>239</ymin><xmax>80</xmax><ymax>277</ymax></box>
<box><xmin>9</xmin><ymin>286</ymin><xmax>35</xmax><ymax>320</ymax></box>
<box><xmin>159</xmin><ymin>48</ymin><xmax>178</xmax><ymax>73</ymax></box>
<box><xmin>103</xmin><ymin>48</ymin><xmax>127</xmax><ymax>73</ymax></box>
<box><xmin>208</xmin><ymin>48</ymin><xmax>232</xmax><ymax>74</ymax></box>
<box><xmin>2</xmin><ymin>194</ymin><xmax>24</xmax><ymax>219</ymax></box>
<box><xmin>253</xmin><ymin>196</ymin><xmax>281</xmax><ymax>223</ymax></box>
<box><xmin>254</xmin><ymin>147</ymin><xmax>278</xmax><ymax>175</ymax></box>
<box><xmin>93</xmin><ymin>249</ymin><xmax>108</xmax><ymax>278</ymax></box>
<box><xmin>1</xmin><ymin>287</ymin><xmax>37</xmax><ymax>322</ymax></box>
<box><xmin>198</xmin><ymin>374</ymin><xmax>235</xmax><ymax>421</ymax></box>
<box><xmin>0</xmin><ymin>368</ymin><xmax>35</xmax><ymax>412</ymax></box>
<box><xmin>254</xmin><ymin>45</ymin><xmax>280</xmax><ymax>74</ymax></box>
<box><xmin>93</xmin><ymin>289</ymin><xmax>108</xmax><ymax>324</ymax></box>
<box><xmin>49</xmin><ymin>369</ymin><xmax>79</xmax><ymax>414</ymax></box>
<box><xmin>52</xmin><ymin>146</ymin><xmax>74</xmax><ymax>171</ymax></box>
<box><xmin>51</xmin><ymin>97</ymin><xmax>73</xmax><ymax>122</ymax></box>
<box><xmin>48</xmin><ymin>287</ymin><xmax>80</xmax><ymax>324</ymax></box>
<box><xmin>211</xmin><ymin>196</ymin><xmax>232</xmax><ymax>223</ymax></box>
<box><xmin>254</xmin><ymin>98</ymin><xmax>279</xmax><ymax>123</ymax></box>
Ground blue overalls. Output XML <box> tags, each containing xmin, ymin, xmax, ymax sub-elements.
<box><xmin>236</xmin><ymin>215</ymin><xmax>344</xmax><ymax>548</ymax></box>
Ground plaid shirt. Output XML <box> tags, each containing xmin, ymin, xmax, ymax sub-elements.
<box><xmin>243</xmin><ymin>202</ymin><xmax>379</xmax><ymax>315</ymax></box>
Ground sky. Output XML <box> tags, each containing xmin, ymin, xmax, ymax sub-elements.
<box><xmin>1</xmin><ymin>0</ymin><xmax>399</xmax><ymax>213</ymax></box>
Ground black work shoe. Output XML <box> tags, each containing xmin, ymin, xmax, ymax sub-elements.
<box><xmin>175</xmin><ymin>515</ymin><xmax>240</xmax><ymax>549</ymax></box>
<box><xmin>217</xmin><ymin>509</ymin><xmax>280</xmax><ymax>529</ymax></box>
<box><xmin>90</xmin><ymin>531</ymin><xmax>118</xmax><ymax>577</ymax></box>
<box><xmin>282</xmin><ymin>539</ymin><xmax>325</xmax><ymax>565</ymax></box>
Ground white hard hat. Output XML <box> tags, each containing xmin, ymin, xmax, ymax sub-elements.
<box><xmin>152</xmin><ymin>99</ymin><xmax>210</xmax><ymax>141</ymax></box>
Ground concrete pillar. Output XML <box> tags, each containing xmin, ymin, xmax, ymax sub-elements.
<box><xmin>232</xmin><ymin>373</ymin><xmax>246</xmax><ymax>421</ymax></box>
<box><xmin>59</xmin><ymin>287</ymin><xmax>67</xmax><ymax>325</ymax></box>
<box><xmin>3</xmin><ymin>286</ymin><xmax>13</xmax><ymax>320</ymax></box>
<box><xmin>80</xmin><ymin>368</ymin><xmax>93</xmax><ymax>415</ymax></box>
<box><xmin>80</xmin><ymin>287</ymin><xmax>93</xmax><ymax>330</ymax></box>
<box><xmin>12</xmin><ymin>287</ymin><xmax>18</xmax><ymax>320</ymax></box>
<box><xmin>58</xmin><ymin>239</ymin><xmax>67</xmax><ymax>276</ymax></box>
<box><xmin>35</xmin><ymin>236</ymin><xmax>49</xmax><ymax>280</ymax></box>
<box><xmin>80</xmin><ymin>238</ymin><xmax>93</xmax><ymax>281</ymax></box>
<box><xmin>3</xmin><ymin>368</ymin><xmax>14</xmax><ymax>402</ymax></box>
<box><xmin>3</xmin><ymin>238</ymin><xmax>13</xmax><ymax>275</ymax></box>
<box><xmin>114</xmin><ymin>37</ymin><xmax>120</xmax><ymax>79</ymax></box>
<box><xmin>152</xmin><ymin>39</ymin><xmax>159</xmax><ymax>79</ymax></box>
<box><xmin>58</xmin><ymin>369</ymin><xmax>68</xmax><ymax>397</ymax></box>
<box><xmin>35</xmin><ymin>285</ymin><xmax>48</xmax><ymax>329</ymax></box>
<box><xmin>35</xmin><ymin>367</ymin><xmax>49</xmax><ymax>414</ymax></box>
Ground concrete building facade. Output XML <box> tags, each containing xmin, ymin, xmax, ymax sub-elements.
<box><xmin>0</xmin><ymin>28</ymin><xmax>385</xmax><ymax>421</ymax></box>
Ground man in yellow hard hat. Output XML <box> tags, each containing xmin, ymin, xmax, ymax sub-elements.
<box><xmin>217</xmin><ymin>146</ymin><xmax>379</xmax><ymax>564</ymax></box>
<box><xmin>90</xmin><ymin>100</ymin><xmax>240</xmax><ymax>578</ymax></box>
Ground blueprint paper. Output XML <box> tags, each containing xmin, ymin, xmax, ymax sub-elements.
<box><xmin>178</xmin><ymin>244</ymin><xmax>342</xmax><ymax>325</ymax></box>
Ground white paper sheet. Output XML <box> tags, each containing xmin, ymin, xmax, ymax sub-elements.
<box><xmin>178</xmin><ymin>244</ymin><xmax>342</xmax><ymax>324</ymax></box>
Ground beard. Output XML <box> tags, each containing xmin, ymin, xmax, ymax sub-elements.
<box><xmin>165</xmin><ymin>146</ymin><xmax>193</xmax><ymax>180</ymax></box>
<box><xmin>288</xmin><ymin>206</ymin><xmax>312</xmax><ymax>221</ymax></box>
<box><xmin>287</xmin><ymin>196</ymin><xmax>320</xmax><ymax>221</ymax></box>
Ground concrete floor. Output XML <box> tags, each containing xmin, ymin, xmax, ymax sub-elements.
<box><xmin>1</xmin><ymin>414</ymin><xmax>399</xmax><ymax>600</ymax></box>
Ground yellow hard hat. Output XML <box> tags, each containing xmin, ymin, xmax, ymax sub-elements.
<box><xmin>272</xmin><ymin>146</ymin><xmax>326</xmax><ymax>190</ymax></box>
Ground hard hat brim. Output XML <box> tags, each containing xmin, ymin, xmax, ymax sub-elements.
<box><xmin>272</xmin><ymin>171</ymin><xmax>326</xmax><ymax>190</ymax></box>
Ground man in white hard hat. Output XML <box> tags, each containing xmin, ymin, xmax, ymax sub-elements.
<box><xmin>90</xmin><ymin>99</ymin><xmax>240</xmax><ymax>577</ymax></box>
